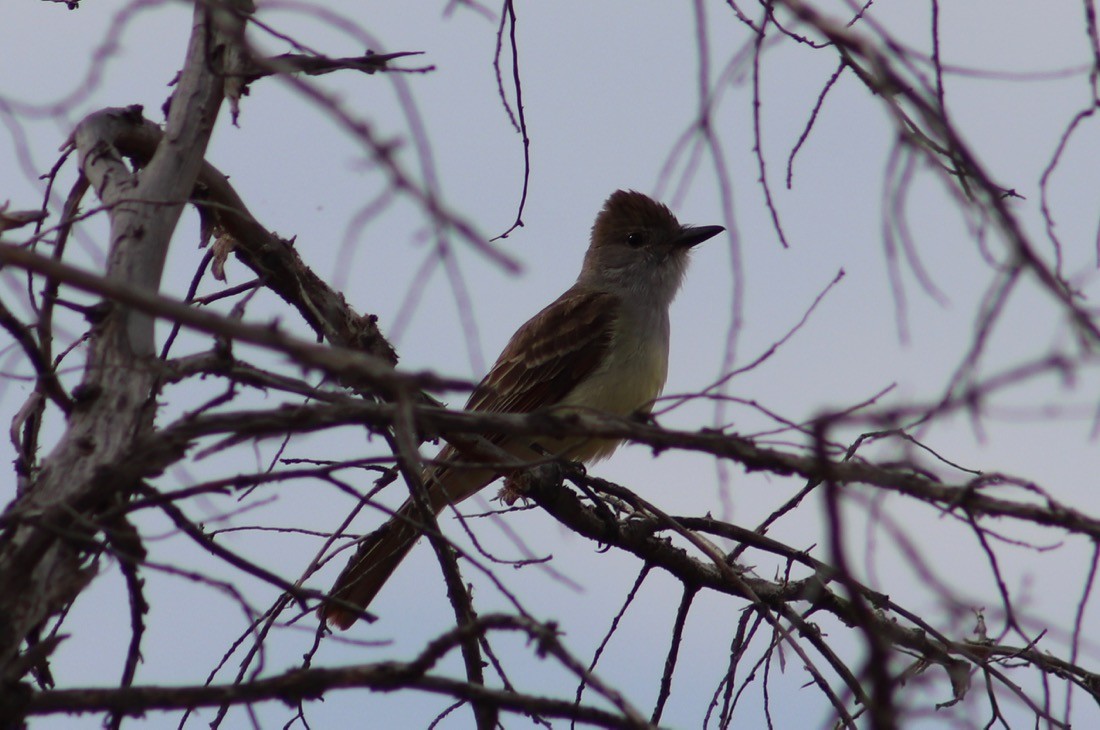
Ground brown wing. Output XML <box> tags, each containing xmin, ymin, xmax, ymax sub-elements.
<box><xmin>465</xmin><ymin>287</ymin><xmax>618</xmax><ymax>416</ymax></box>
<box><xmin>324</xmin><ymin>292</ymin><xmax>619</xmax><ymax>629</ymax></box>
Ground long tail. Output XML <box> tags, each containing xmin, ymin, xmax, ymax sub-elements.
<box><xmin>320</xmin><ymin>452</ymin><xmax>500</xmax><ymax>629</ymax></box>
<box><xmin>320</xmin><ymin>499</ymin><xmax>429</xmax><ymax>630</ymax></box>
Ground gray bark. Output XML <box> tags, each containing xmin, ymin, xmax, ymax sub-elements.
<box><xmin>0</xmin><ymin>0</ymin><xmax>247</xmax><ymax>680</ymax></box>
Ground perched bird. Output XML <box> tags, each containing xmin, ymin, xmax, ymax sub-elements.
<box><xmin>321</xmin><ymin>190</ymin><xmax>723</xmax><ymax>629</ymax></box>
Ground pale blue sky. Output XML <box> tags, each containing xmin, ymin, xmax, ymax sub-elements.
<box><xmin>2</xmin><ymin>1</ymin><xmax>1099</xmax><ymax>727</ymax></box>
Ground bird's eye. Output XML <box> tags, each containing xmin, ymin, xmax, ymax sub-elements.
<box><xmin>625</xmin><ymin>231</ymin><xmax>645</xmax><ymax>247</ymax></box>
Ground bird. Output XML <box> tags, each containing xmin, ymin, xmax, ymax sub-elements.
<box><xmin>320</xmin><ymin>189</ymin><xmax>723</xmax><ymax>629</ymax></box>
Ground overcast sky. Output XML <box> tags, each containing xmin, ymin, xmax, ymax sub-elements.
<box><xmin>3</xmin><ymin>1</ymin><xmax>1100</xmax><ymax>728</ymax></box>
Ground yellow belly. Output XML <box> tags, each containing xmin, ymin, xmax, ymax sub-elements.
<box><xmin>549</xmin><ymin>330</ymin><xmax>668</xmax><ymax>463</ymax></box>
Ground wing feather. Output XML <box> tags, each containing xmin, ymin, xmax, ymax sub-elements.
<box><xmin>465</xmin><ymin>287</ymin><xmax>617</xmax><ymax>416</ymax></box>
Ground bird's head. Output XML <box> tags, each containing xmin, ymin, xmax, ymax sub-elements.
<box><xmin>580</xmin><ymin>189</ymin><xmax>724</xmax><ymax>299</ymax></box>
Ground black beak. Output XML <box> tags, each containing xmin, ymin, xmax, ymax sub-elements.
<box><xmin>674</xmin><ymin>224</ymin><xmax>724</xmax><ymax>249</ymax></box>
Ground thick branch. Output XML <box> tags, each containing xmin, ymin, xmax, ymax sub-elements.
<box><xmin>12</xmin><ymin>615</ymin><xmax>653</xmax><ymax>729</ymax></box>
<box><xmin>0</xmin><ymin>0</ymin><xmax>242</xmax><ymax>679</ymax></box>
<box><xmin>131</xmin><ymin>400</ymin><xmax>1100</xmax><ymax>542</ymax></box>
<box><xmin>53</xmin><ymin>107</ymin><xmax>399</xmax><ymax>362</ymax></box>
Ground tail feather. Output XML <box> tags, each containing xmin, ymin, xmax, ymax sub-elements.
<box><xmin>320</xmin><ymin>452</ymin><xmax>500</xmax><ymax>629</ymax></box>
<box><xmin>320</xmin><ymin>500</ymin><xmax>426</xmax><ymax>630</ymax></box>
